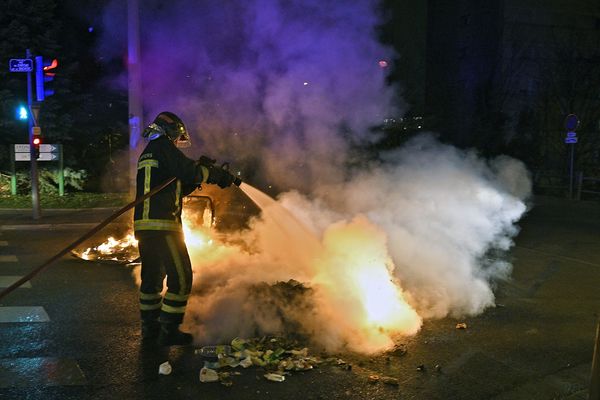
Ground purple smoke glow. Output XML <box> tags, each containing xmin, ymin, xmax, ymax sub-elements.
<box><xmin>98</xmin><ymin>0</ymin><xmax>402</xmax><ymax>191</ymax></box>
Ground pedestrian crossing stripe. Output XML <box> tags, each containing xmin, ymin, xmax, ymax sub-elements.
<box><xmin>0</xmin><ymin>255</ymin><xmax>18</xmax><ymax>262</ymax></box>
<box><xmin>0</xmin><ymin>276</ymin><xmax>31</xmax><ymax>288</ymax></box>
<box><xmin>0</xmin><ymin>357</ymin><xmax>86</xmax><ymax>387</ymax></box>
<box><xmin>0</xmin><ymin>306</ymin><xmax>50</xmax><ymax>322</ymax></box>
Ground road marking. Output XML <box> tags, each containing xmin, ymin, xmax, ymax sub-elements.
<box><xmin>0</xmin><ymin>241</ymin><xmax>8</xmax><ymax>246</ymax></box>
<box><xmin>0</xmin><ymin>276</ymin><xmax>31</xmax><ymax>288</ymax></box>
<box><xmin>0</xmin><ymin>255</ymin><xmax>18</xmax><ymax>262</ymax></box>
<box><xmin>516</xmin><ymin>245</ymin><xmax>600</xmax><ymax>268</ymax></box>
<box><xmin>0</xmin><ymin>306</ymin><xmax>50</xmax><ymax>322</ymax></box>
<box><xmin>0</xmin><ymin>357</ymin><xmax>86</xmax><ymax>387</ymax></box>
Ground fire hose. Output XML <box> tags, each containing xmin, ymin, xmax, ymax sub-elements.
<box><xmin>0</xmin><ymin>156</ymin><xmax>243</xmax><ymax>301</ymax></box>
<box><xmin>0</xmin><ymin>177</ymin><xmax>179</xmax><ymax>301</ymax></box>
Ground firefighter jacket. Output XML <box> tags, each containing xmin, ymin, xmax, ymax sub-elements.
<box><xmin>134</xmin><ymin>136</ymin><xmax>208</xmax><ymax>233</ymax></box>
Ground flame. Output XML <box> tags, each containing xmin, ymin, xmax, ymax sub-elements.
<box><xmin>313</xmin><ymin>216</ymin><xmax>422</xmax><ymax>352</ymax></box>
<box><xmin>77</xmin><ymin>208</ymin><xmax>214</xmax><ymax>263</ymax></box>
<box><xmin>78</xmin><ymin>192</ymin><xmax>422</xmax><ymax>354</ymax></box>
<box><xmin>79</xmin><ymin>233</ymin><xmax>139</xmax><ymax>261</ymax></box>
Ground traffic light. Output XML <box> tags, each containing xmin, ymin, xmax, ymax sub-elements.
<box><xmin>35</xmin><ymin>56</ymin><xmax>58</xmax><ymax>101</ymax></box>
<box><xmin>32</xmin><ymin>126</ymin><xmax>42</xmax><ymax>159</ymax></box>
<box><xmin>17</xmin><ymin>105</ymin><xmax>28</xmax><ymax>120</ymax></box>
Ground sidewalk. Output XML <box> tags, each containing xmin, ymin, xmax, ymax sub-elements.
<box><xmin>0</xmin><ymin>208</ymin><xmax>132</xmax><ymax>230</ymax></box>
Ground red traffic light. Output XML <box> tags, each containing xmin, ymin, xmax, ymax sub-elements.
<box><xmin>43</xmin><ymin>59</ymin><xmax>58</xmax><ymax>77</ymax></box>
<box><xmin>35</xmin><ymin>56</ymin><xmax>58</xmax><ymax>101</ymax></box>
<box><xmin>33</xmin><ymin>137</ymin><xmax>41</xmax><ymax>146</ymax></box>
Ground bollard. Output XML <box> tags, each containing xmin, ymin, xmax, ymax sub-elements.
<box><xmin>590</xmin><ymin>320</ymin><xmax>600</xmax><ymax>400</ymax></box>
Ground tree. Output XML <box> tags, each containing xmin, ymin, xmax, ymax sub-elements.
<box><xmin>0</xmin><ymin>0</ymin><xmax>128</xmax><ymax>191</ymax></box>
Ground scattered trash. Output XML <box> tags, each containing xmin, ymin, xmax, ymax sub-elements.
<box><xmin>203</xmin><ymin>360</ymin><xmax>220</xmax><ymax>369</ymax></box>
<box><xmin>196</xmin><ymin>345</ymin><xmax>232</xmax><ymax>359</ymax></box>
<box><xmin>416</xmin><ymin>364</ymin><xmax>426</xmax><ymax>372</ymax></box>
<box><xmin>239</xmin><ymin>356</ymin><xmax>253</xmax><ymax>368</ymax></box>
<box><xmin>368</xmin><ymin>375</ymin><xmax>380</xmax><ymax>384</ymax></box>
<box><xmin>381</xmin><ymin>376</ymin><xmax>399</xmax><ymax>386</ymax></box>
<box><xmin>264</xmin><ymin>373</ymin><xmax>286</xmax><ymax>382</ymax></box>
<box><xmin>231</xmin><ymin>337</ymin><xmax>248</xmax><ymax>351</ymax></box>
<box><xmin>194</xmin><ymin>336</ymin><xmax>351</xmax><ymax>386</ymax></box>
<box><xmin>199</xmin><ymin>367</ymin><xmax>219</xmax><ymax>383</ymax></box>
<box><xmin>158</xmin><ymin>361</ymin><xmax>172</xmax><ymax>375</ymax></box>
<box><xmin>455</xmin><ymin>322</ymin><xmax>468</xmax><ymax>329</ymax></box>
<box><xmin>218</xmin><ymin>372</ymin><xmax>234</xmax><ymax>387</ymax></box>
<box><xmin>435</xmin><ymin>364</ymin><xmax>442</xmax><ymax>373</ymax></box>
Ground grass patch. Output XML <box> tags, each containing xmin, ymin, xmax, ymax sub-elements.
<box><xmin>0</xmin><ymin>192</ymin><xmax>130</xmax><ymax>209</ymax></box>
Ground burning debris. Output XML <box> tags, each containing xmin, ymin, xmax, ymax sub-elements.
<box><xmin>71</xmin><ymin>233</ymin><xmax>140</xmax><ymax>264</ymax></box>
<box><xmin>245</xmin><ymin>279</ymin><xmax>316</xmax><ymax>339</ymax></box>
<box><xmin>71</xmin><ymin>195</ymin><xmax>215</xmax><ymax>265</ymax></box>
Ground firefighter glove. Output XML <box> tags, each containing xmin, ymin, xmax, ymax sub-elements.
<box><xmin>206</xmin><ymin>165</ymin><xmax>235</xmax><ymax>188</ymax></box>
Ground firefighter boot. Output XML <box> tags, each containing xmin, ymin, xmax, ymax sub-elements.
<box><xmin>141</xmin><ymin>320</ymin><xmax>161</xmax><ymax>341</ymax></box>
<box><xmin>157</xmin><ymin>323</ymin><xmax>193</xmax><ymax>346</ymax></box>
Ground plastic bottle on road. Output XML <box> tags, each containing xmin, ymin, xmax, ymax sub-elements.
<box><xmin>195</xmin><ymin>345</ymin><xmax>232</xmax><ymax>359</ymax></box>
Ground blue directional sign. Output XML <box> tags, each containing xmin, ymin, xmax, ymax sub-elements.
<box><xmin>565</xmin><ymin>131</ymin><xmax>577</xmax><ymax>144</ymax></box>
<box><xmin>9</xmin><ymin>58</ymin><xmax>33</xmax><ymax>72</ymax></box>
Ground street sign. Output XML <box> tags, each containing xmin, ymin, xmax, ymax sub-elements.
<box><xmin>9</xmin><ymin>58</ymin><xmax>33</xmax><ymax>72</ymax></box>
<box><xmin>14</xmin><ymin>144</ymin><xmax>30</xmax><ymax>152</ymax></box>
<box><xmin>15</xmin><ymin>152</ymin><xmax>59</xmax><ymax>162</ymax></box>
<box><xmin>565</xmin><ymin>114</ymin><xmax>580</xmax><ymax>131</ymax></box>
<box><xmin>39</xmin><ymin>144</ymin><xmax>59</xmax><ymax>153</ymax></box>
<box><xmin>565</xmin><ymin>131</ymin><xmax>577</xmax><ymax>144</ymax></box>
<box><xmin>13</xmin><ymin>144</ymin><xmax>61</xmax><ymax>162</ymax></box>
<box><xmin>14</xmin><ymin>143</ymin><xmax>60</xmax><ymax>153</ymax></box>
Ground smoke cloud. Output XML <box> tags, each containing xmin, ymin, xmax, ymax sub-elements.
<box><xmin>102</xmin><ymin>1</ymin><xmax>532</xmax><ymax>353</ymax></box>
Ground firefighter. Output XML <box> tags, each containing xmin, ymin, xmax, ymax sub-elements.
<box><xmin>134</xmin><ymin>111</ymin><xmax>236</xmax><ymax>346</ymax></box>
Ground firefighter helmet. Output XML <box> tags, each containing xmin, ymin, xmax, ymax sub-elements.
<box><xmin>142</xmin><ymin>111</ymin><xmax>191</xmax><ymax>148</ymax></box>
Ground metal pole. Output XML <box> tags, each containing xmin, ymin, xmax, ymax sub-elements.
<box><xmin>128</xmin><ymin>0</ymin><xmax>143</xmax><ymax>198</ymax></box>
<box><xmin>589</xmin><ymin>320</ymin><xmax>600</xmax><ymax>400</ymax></box>
<box><xmin>10</xmin><ymin>146</ymin><xmax>16</xmax><ymax>196</ymax></box>
<box><xmin>569</xmin><ymin>143</ymin><xmax>575</xmax><ymax>199</ymax></box>
<box><xmin>58</xmin><ymin>144</ymin><xmax>64</xmax><ymax>196</ymax></box>
<box><xmin>27</xmin><ymin>49</ymin><xmax>41</xmax><ymax>219</ymax></box>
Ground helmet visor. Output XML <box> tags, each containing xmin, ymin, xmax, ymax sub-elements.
<box><xmin>174</xmin><ymin>124</ymin><xmax>191</xmax><ymax>148</ymax></box>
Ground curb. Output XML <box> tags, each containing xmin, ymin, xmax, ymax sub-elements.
<box><xmin>0</xmin><ymin>222</ymin><xmax>131</xmax><ymax>231</ymax></box>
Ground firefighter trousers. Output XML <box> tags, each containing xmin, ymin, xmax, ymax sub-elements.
<box><xmin>136</xmin><ymin>230</ymin><xmax>192</xmax><ymax>325</ymax></box>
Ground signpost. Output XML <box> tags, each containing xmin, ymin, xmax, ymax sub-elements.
<box><xmin>564</xmin><ymin>114</ymin><xmax>579</xmax><ymax>199</ymax></box>
<box><xmin>9</xmin><ymin>58</ymin><xmax>33</xmax><ymax>72</ymax></box>
<box><xmin>10</xmin><ymin>144</ymin><xmax>64</xmax><ymax>196</ymax></box>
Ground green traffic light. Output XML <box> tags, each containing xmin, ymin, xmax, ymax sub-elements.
<box><xmin>17</xmin><ymin>106</ymin><xmax>28</xmax><ymax>120</ymax></box>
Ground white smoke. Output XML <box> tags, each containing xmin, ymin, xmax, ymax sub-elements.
<box><xmin>100</xmin><ymin>1</ymin><xmax>533</xmax><ymax>353</ymax></box>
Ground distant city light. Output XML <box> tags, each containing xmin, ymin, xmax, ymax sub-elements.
<box><xmin>88</xmin><ymin>26</ymin><xmax>94</xmax><ymax>33</ymax></box>
<box><xmin>17</xmin><ymin>106</ymin><xmax>28</xmax><ymax>120</ymax></box>
<box><xmin>378</xmin><ymin>60</ymin><xmax>388</xmax><ymax>68</ymax></box>
<box><xmin>303</xmin><ymin>82</ymin><xmax>309</xmax><ymax>86</ymax></box>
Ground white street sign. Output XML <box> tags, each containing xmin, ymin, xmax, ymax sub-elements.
<box><xmin>14</xmin><ymin>152</ymin><xmax>59</xmax><ymax>162</ymax></box>
<box><xmin>40</xmin><ymin>144</ymin><xmax>59</xmax><ymax>153</ymax></box>
<box><xmin>14</xmin><ymin>144</ymin><xmax>60</xmax><ymax>153</ymax></box>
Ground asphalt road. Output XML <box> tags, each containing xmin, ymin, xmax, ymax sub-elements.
<box><xmin>0</xmin><ymin>195</ymin><xmax>599</xmax><ymax>399</ymax></box>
